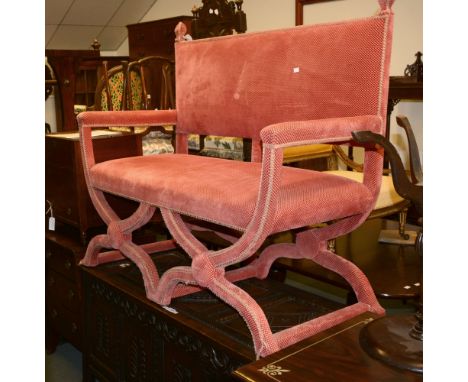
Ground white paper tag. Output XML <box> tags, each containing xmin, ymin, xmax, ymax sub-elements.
<box><xmin>163</xmin><ymin>306</ymin><xmax>178</xmax><ymax>314</ymax></box>
<box><xmin>48</xmin><ymin>216</ymin><xmax>56</xmax><ymax>231</ymax></box>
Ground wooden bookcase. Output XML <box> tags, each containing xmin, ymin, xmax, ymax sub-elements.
<box><xmin>46</xmin><ymin>49</ymin><xmax>128</xmax><ymax>131</ymax></box>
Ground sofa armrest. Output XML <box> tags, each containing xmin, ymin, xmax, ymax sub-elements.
<box><xmin>78</xmin><ymin>110</ymin><xmax>177</xmax><ymax>168</ymax></box>
<box><xmin>260</xmin><ymin>115</ymin><xmax>382</xmax><ymax>148</ymax></box>
<box><xmin>77</xmin><ymin>110</ymin><xmax>177</xmax><ymax>130</ymax></box>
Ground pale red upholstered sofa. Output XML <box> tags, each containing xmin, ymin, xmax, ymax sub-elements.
<box><xmin>78</xmin><ymin>0</ymin><xmax>395</xmax><ymax>358</ymax></box>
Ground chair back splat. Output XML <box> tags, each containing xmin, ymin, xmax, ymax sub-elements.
<box><xmin>78</xmin><ymin>0</ymin><xmax>395</xmax><ymax>358</ymax></box>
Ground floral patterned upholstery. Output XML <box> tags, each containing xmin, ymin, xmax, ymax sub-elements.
<box><xmin>99</xmin><ymin>70</ymin><xmax>143</xmax><ymax>112</ymax></box>
<box><xmin>95</xmin><ymin>62</ymin><xmax>174</xmax><ymax>155</ymax></box>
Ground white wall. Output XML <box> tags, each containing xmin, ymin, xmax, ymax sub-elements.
<box><xmin>301</xmin><ymin>0</ymin><xmax>423</xmax><ymax>167</ymax></box>
<box><xmin>115</xmin><ymin>0</ymin><xmax>424</xmax><ymax>167</ymax></box>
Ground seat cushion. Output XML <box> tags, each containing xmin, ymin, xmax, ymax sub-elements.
<box><xmin>325</xmin><ymin>170</ymin><xmax>404</xmax><ymax>210</ymax></box>
<box><xmin>90</xmin><ymin>154</ymin><xmax>374</xmax><ymax>233</ymax></box>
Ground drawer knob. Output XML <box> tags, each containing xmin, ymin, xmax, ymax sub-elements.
<box><xmin>51</xmin><ymin>309</ymin><xmax>58</xmax><ymax>319</ymax></box>
<box><xmin>65</xmin><ymin>260</ymin><xmax>72</xmax><ymax>270</ymax></box>
<box><xmin>46</xmin><ymin>249</ymin><xmax>52</xmax><ymax>260</ymax></box>
<box><xmin>71</xmin><ymin>322</ymin><xmax>78</xmax><ymax>333</ymax></box>
<box><xmin>67</xmin><ymin>289</ymin><xmax>75</xmax><ymax>300</ymax></box>
<box><xmin>66</xmin><ymin>207</ymin><xmax>72</xmax><ymax>216</ymax></box>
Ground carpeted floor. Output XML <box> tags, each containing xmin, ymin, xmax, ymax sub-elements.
<box><xmin>45</xmin><ymin>342</ymin><xmax>82</xmax><ymax>382</ymax></box>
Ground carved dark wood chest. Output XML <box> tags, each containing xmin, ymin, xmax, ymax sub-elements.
<box><xmin>81</xmin><ymin>250</ymin><xmax>343</xmax><ymax>381</ymax></box>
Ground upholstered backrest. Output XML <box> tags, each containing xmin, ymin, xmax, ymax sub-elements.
<box><xmin>96</xmin><ymin>67</ymin><xmax>143</xmax><ymax>111</ymax></box>
<box><xmin>175</xmin><ymin>12</ymin><xmax>393</xmax><ymax>140</ymax></box>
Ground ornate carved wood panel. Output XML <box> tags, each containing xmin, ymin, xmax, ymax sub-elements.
<box><xmin>82</xmin><ymin>250</ymin><xmax>343</xmax><ymax>381</ymax></box>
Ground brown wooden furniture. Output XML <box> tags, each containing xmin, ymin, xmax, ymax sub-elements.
<box><xmin>46</xmin><ymin>49</ymin><xmax>129</xmax><ymax>131</ymax></box>
<box><xmin>45</xmin><ymin>130</ymin><xmax>143</xmax><ymax>244</ymax></box>
<box><xmin>323</xmin><ymin>115</ymin><xmax>425</xmax><ymax>244</ymax></box>
<box><xmin>127</xmin><ymin>16</ymin><xmax>189</xmax><ymax>116</ymax></box>
<box><xmin>386</xmin><ymin>53</ymin><xmax>423</xmax><ymax>149</ymax></box>
<box><xmin>46</xmin><ymin>227</ymin><xmax>86</xmax><ymax>353</ymax></box>
<box><xmin>81</xmin><ymin>251</ymin><xmax>344</xmax><ymax>381</ymax></box>
<box><xmin>353</xmin><ymin>121</ymin><xmax>423</xmax><ymax>373</ymax></box>
<box><xmin>190</xmin><ymin>0</ymin><xmax>247</xmax><ymax>39</ymax></box>
<box><xmin>94</xmin><ymin>56</ymin><xmax>175</xmax><ymax>113</ymax></box>
<box><xmin>295</xmin><ymin>0</ymin><xmax>340</xmax><ymax>26</ymax></box>
<box><xmin>46</xmin><ymin>49</ymin><xmax>96</xmax><ymax>131</ymax></box>
<box><xmin>46</xmin><ymin>221</ymin><xmax>169</xmax><ymax>355</ymax></box>
<box><xmin>273</xmin><ymin>218</ymin><xmax>422</xmax><ymax>304</ymax></box>
<box><xmin>127</xmin><ymin>16</ymin><xmax>193</xmax><ymax>60</ymax></box>
<box><xmin>234</xmin><ymin>312</ymin><xmax>422</xmax><ymax>382</ymax></box>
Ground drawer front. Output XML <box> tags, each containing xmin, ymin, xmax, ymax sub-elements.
<box><xmin>45</xmin><ymin>137</ymin><xmax>74</xmax><ymax>167</ymax></box>
<box><xmin>45</xmin><ymin>240</ymin><xmax>81</xmax><ymax>279</ymax></box>
<box><xmin>45</xmin><ymin>165</ymin><xmax>79</xmax><ymax>225</ymax></box>
<box><xmin>46</xmin><ymin>270</ymin><xmax>81</xmax><ymax>313</ymax></box>
<box><xmin>46</xmin><ymin>302</ymin><xmax>82</xmax><ymax>351</ymax></box>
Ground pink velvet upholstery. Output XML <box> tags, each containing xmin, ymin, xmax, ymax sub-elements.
<box><xmin>79</xmin><ymin>0</ymin><xmax>394</xmax><ymax>358</ymax></box>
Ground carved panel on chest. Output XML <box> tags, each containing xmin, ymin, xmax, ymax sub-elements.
<box><xmin>82</xmin><ymin>250</ymin><xmax>343</xmax><ymax>381</ymax></box>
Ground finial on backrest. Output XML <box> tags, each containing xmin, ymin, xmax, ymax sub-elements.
<box><xmin>378</xmin><ymin>0</ymin><xmax>395</xmax><ymax>11</ymax></box>
<box><xmin>174</xmin><ymin>22</ymin><xmax>188</xmax><ymax>42</ymax></box>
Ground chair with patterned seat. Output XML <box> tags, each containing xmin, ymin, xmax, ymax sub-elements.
<box><xmin>93</xmin><ymin>58</ymin><xmax>175</xmax><ymax>155</ymax></box>
<box><xmin>78</xmin><ymin>0</ymin><xmax>396</xmax><ymax>358</ymax></box>
<box><xmin>93</xmin><ymin>61</ymin><xmax>138</xmax><ymax>112</ymax></box>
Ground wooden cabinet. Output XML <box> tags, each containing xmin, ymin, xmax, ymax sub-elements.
<box><xmin>46</xmin><ymin>49</ymin><xmax>128</xmax><ymax>131</ymax></box>
<box><xmin>234</xmin><ymin>312</ymin><xmax>422</xmax><ymax>382</ymax></box>
<box><xmin>127</xmin><ymin>16</ymin><xmax>193</xmax><ymax>59</ymax></box>
<box><xmin>45</xmin><ymin>131</ymin><xmax>143</xmax><ymax>243</ymax></box>
<box><xmin>46</xmin><ymin>229</ymin><xmax>86</xmax><ymax>352</ymax></box>
<box><xmin>81</xmin><ymin>251</ymin><xmax>342</xmax><ymax>381</ymax></box>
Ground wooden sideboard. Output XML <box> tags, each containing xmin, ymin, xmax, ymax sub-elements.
<box><xmin>127</xmin><ymin>16</ymin><xmax>193</xmax><ymax>59</ymax></box>
<box><xmin>45</xmin><ymin>130</ymin><xmax>143</xmax><ymax>244</ymax></box>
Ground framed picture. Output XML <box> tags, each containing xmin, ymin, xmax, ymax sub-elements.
<box><xmin>295</xmin><ymin>0</ymin><xmax>340</xmax><ymax>25</ymax></box>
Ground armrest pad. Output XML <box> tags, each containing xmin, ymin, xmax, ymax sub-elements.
<box><xmin>78</xmin><ymin>110</ymin><xmax>177</xmax><ymax>170</ymax></box>
<box><xmin>77</xmin><ymin>110</ymin><xmax>177</xmax><ymax>129</ymax></box>
<box><xmin>260</xmin><ymin>115</ymin><xmax>382</xmax><ymax>147</ymax></box>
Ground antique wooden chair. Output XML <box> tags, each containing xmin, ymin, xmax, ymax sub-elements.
<box><xmin>328</xmin><ymin>113</ymin><xmax>423</xmax><ymax>246</ymax></box>
<box><xmin>126</xmin><ymin>55</ymin><xmax>176</xmax><ymax>111</ymax></box>
<box><xmin>93</xmin><ymin>58</ymin><xmax>175</xmax><ymax>155</ymax></box>
<box><xmin>93</xmin><ymin>61</ymin><xmax>136</xmax><ymax>112</ymax></box>
<box><xmin>127</xmin><ymin>55</ymin><xmax>177</xmax><ymax>154</ymax></box>
<box><xmin>353</xmin><ymin>116</ymin><xmax>423</xmax><ymax>373</ymax></box>
<box><xmin>326</xmin><ymin>152</ymin><xmax>411</xmax><ymax>247</ymax></box>
<box><xmin>78</xmin><ymin>0</ymin><xmax>395</xmax><ymax>358</ymax></box>
<box><xmin>93</xmin><ymin>57</ymin><xmax>175</xmax><ymax>113</ymax></box>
